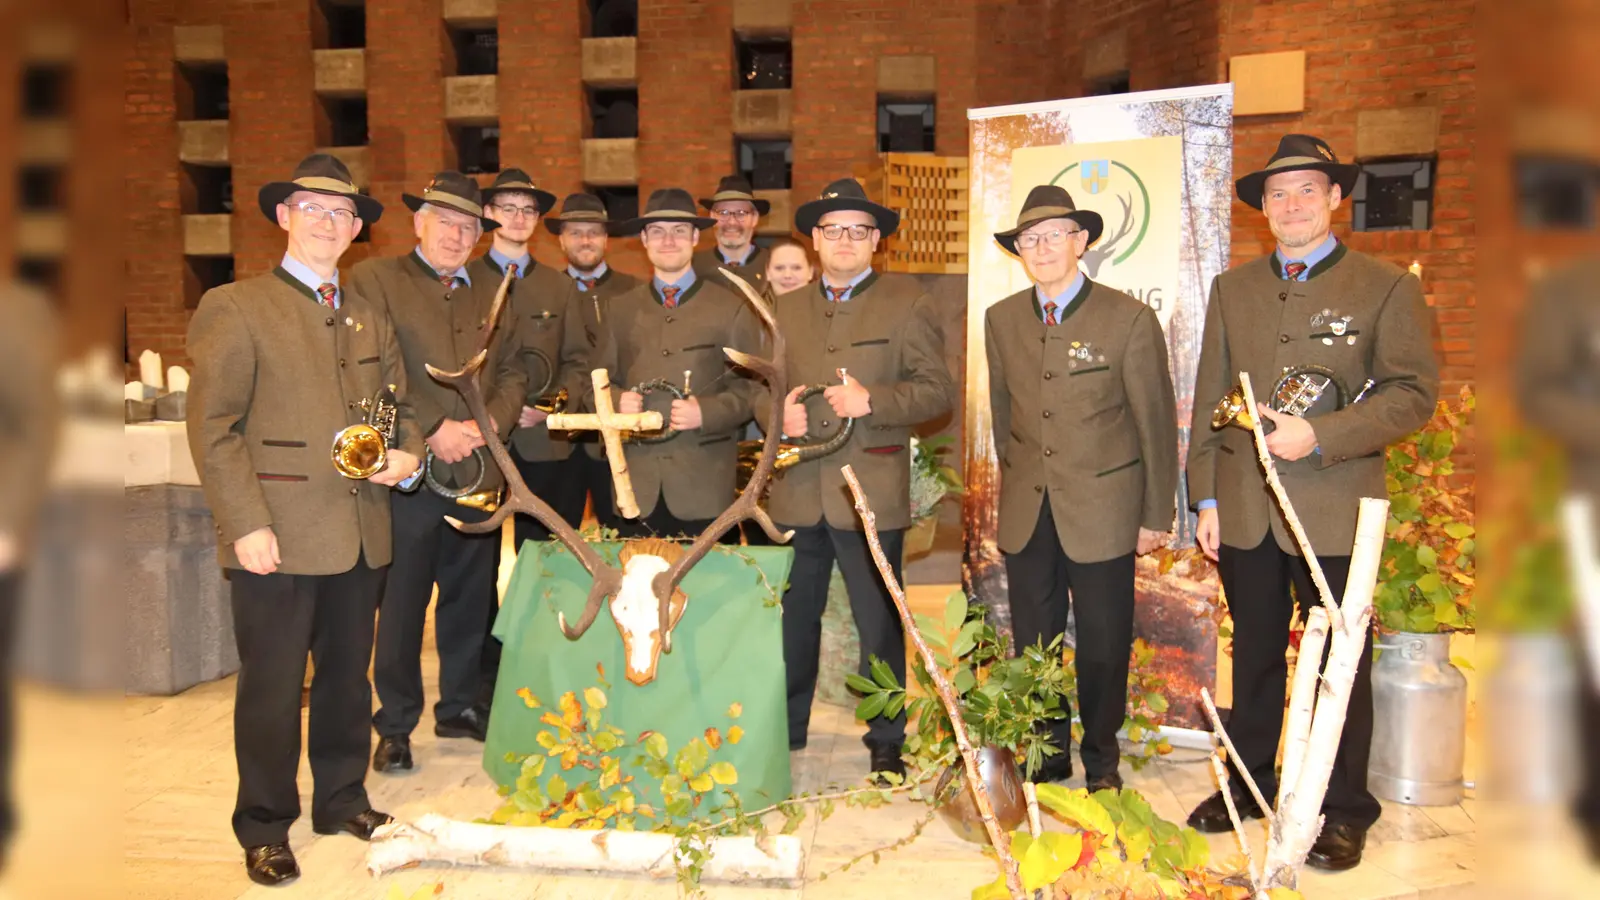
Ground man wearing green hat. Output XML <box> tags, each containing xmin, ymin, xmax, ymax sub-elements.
<box><xmin>752</xmin><ymin>177</ymin><xmax>953</xmax><ymax>781</ymax></box>
<box><xmin>1185</xmin><ymin>134</ymin><xmax>1438</xmax><ymax>870</ymax></box>
<box><xmin>349</xmin><ymin>171</ymin><xmax>528</xmax><ymax>773</ymax></box>
<box><xmin>986</xmin><ymin>183</ymin><xmax>1178</xmax><ymax>793</ymax></box>
<box><xmin>692</xmin><ymin>174</ymin><xmax>770</xmax><ymax>292</ymax></box>
<box><xmin>546</xmin><ymin>192</ymin><xmax>641</xmax><ymax>531</ymax></box>
<box><xmin>584</xmin><ymin>187</ymin><xmax>761</xmax><ymax>537</ymax></box>
<box><xmin>187</xmin><ymin>153</ymin><xmax>422</xmax><ymax>885</ymax></box>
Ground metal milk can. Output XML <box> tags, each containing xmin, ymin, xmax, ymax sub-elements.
<box><xmin>1369</xmin><ymin>631</ymin><xmax>1468</xmax><ymax>805</ymax></box>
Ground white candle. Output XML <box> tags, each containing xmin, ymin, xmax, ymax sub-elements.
<box><xmin>124</xmin><ymin>382</ymin><xmax>145</xmax><ymax>401</ymax></box>
<box><xmin>1408</xmin><ymin>260</ymin><xmax>1423</xmax><ymax>280</ymax></box>
<box><xmin>166</xmin><ymin>366</ymin><xmax>190</xmax><ymax>394</ymax></box>
<box><xmin>139</xmin><ymin>350</ymin><xmax>164</xmax><ymax>390</ymax></box>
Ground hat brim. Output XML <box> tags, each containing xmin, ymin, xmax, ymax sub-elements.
<box><xmin>482</xmin><ymin>184</ymin><xmax>558</xmax><ymax>214</ymax></box>
<box><xmin>543</xmin><ymin>213</ymin><xmax>616</xmax><ymax>235</ymax></box>
<box><xmin>614</xmin><ymin>211</ymin><xmax>717</xmax><ymax>236</ymax></box>
<box><xmin>258</xmin><ymin>182</ymin><xmax>384</xmax><ymax>226</ymax></box>
<box><xmin>699</xmin><ymin>195</ymin><xmax>772</xmax><ymax>216</ymax></box>
<box><xmin>1235</xmin><ymin>162</ymin><xmax>1359</xmax><ymax>211</ymax></box>
<box><xmin>793</xmin><ymin>197</ymin><xmax>900</xmax><ymax>238</ymax></box>
<box><xmin>994</xmin><ymin>209</ymin><xmax>1104</xmax><ymax>255</ymax></box>
<box><xmin>402</xmin><ymin>193</ymin><xmax>500</xmax><ymax>230</ymax></box>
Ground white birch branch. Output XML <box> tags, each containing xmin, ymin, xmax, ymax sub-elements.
<box><xmin>1275</xmin><ymin>605</ymin><xmax>1330</xmax><ymax>811</ymax></box>
<box><xmin>1210</xmin><ymin>752</ymin><xmax>1264</xmax><ymax>898</ymax></box>
<box><xmin>1198</xmin><ymin>687</ymin><xmax>1272</xmax><ymax>821</ymax></box>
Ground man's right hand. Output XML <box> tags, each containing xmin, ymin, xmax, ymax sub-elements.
<box><xmin>518</xmin><ymin>405</ymin><xmax>549</xmax><ymax>429</ymax></box>
<box><xmin>619</xmin><ymin>391</ymin><xmax>644</xmax><ymax>415</ymax></box>
<box><xmin>1196</xmin><ymin>507</ymin><xmax>1221</xmax><ymax>561</ymax></box>
<box><xmin>781</xmin><ymin>385</ymin><xmax>808</xmax><ymax>438</ymax></box>
<box><xmin>234</xmin><ymin>526</ymin><xmax>281</xmax><ymax>575</ymax></box>
<box><xmin>427</xmin><ymin>419</ymin><xmax>478</xmax><ymax>464</ymax></box>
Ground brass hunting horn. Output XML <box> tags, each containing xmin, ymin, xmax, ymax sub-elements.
<box><xmin>332</xmin><ymin>383</ymin><xmax>406</xmax><ymax>480</ymax></box>
<box><xmin>627</xmin><ymin>370</ymin><xmax>692</xmax><ymax>444</ymax></box>
<box><xmin>737</xmin><ymin>370</ymin><xmax>856</xmax><ymax>490</ymax></box>
<box><xmin>1212</xmin><ymin>364</ymin><xmax>1375</xmax><ymax>431</ymax></box>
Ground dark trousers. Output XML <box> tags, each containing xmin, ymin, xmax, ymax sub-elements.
<box><xmin>229</xmin><ymin>558</ymin><xmax>384</xmax><ymax>848</ymax></box>
<box><xmin>0</xmin><ymin>574</ymin><xmax>16</xmax><ymax>850</ymax></box>
<box><xmin>1578</xmin><ymin>646</ymin><xmax>1600</xmax><ymax>826</ymax></box>
<box><xmin>780</xmin><ymin>520</ymin><xmax>907</xmax><ymax>751</ymax></box>
<box><xmin>1220</xmin><ymin>532</ymin><xmax>1381</xmax><ymax>829</ymax></box>
<box><xmin>581</xmin><ymin>450</ymin><xmax>620</xmax><ymax>532</ymax></box>
<box><xmin>614</xmin><ymin>491</ymin><xmax>737</xmax><ymax>543</ymax></box>
<box><xmin>373</xmin><ymin>489</ymin><xmax>496</xmax><ymax>738</ymax></box>
<box><xmin>1004</xmin><ymin>501</ymin><xmax>1135</xmax><ymax>779</ymax></box>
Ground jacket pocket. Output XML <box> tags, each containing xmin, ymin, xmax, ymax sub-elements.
<box><xmin>682</xmin><ymin>342</ymin><xmax>716</xmax><ymax>352</ymax></box>
<box><xmin>256</xmin><ymin>472</ymin><xmax>309</xmax><ymax>482</ymax></box>
<box><xmin>357</xmin><ymin>356</ymin><xmax>380</xmax><ymax>366</ymax></box>
<box><xmin>1219</xmin><ymin>445</ymin><xmax>1236</xmax><ymax>456</ymax></box>
<box><xmin>851</xmin><ymin>337</ymin><xmax>891</xmax><ymax>347</ymax></box>
<box><xmin>260</xmin><ymin>439</ymin><xmax>307</xmax><ymax>448</ymax></box>
<box><xmin>1068</xmin><ymin>365</ymin><xmax>1111</xmax><ymax>376</ymax></box>
<box><xmin>697</xmin><ymin>435</ymin><xmax>731</xmax><ymax>447</ymax></box>
<box><xmin>864</xmin><ymin>444</ymin><xmax>905</xmax><ymax>455</ymax></box>
<box><xmin>1095</xmin><ymin>457</ymin><xmax>1142</xmax><ymax>477</ymax></box>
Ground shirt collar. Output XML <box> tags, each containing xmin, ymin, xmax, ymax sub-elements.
<box><xmin>1275</xmin><ymin>234</ymin><xmax>1338</xmax><ymax>280</ymax></box>
<box><xmin>568</xmin><ymin>261</ymin><xmax>609</xmax><ymax>287</ymax></box>
<box><xmin>718</xmin><ymin>244</ymin><xmax>756</xmax><ymax>267</ymax></box>
<box><xmin>414</xmin><ymin>246</ymin><xmax>472</xmax><ymax>285</ymax></box>
<box><xmin>1035</xmin><ymin>271</ymin><xmax>1085</xmax><ymax>312</ymax></box>
<box><xmin>488</xmin><ymin>246</ymin><xmax>532</xmax><ymax>278</ymax></box>
<box><xmin>820</xmin><ymin>267</ymin><xmax>873</xmax><ymax>301</ymax></box>
<box><xmin>280</xmin><ymin>253</ymin><xmax>338</xmax><ymax>295</ymax></box>
<box><xmin>653</xmin><ymin>268</ymin><xmax>696</xmax><ymax>295</ymax></box>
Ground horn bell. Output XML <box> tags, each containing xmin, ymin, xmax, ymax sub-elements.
<box><xmin>1210</xmin><ymin>383</ymin><xmax>1257</xmax><ymax>431</ymax></box>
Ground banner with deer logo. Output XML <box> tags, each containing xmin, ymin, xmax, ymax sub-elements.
<box><xmin>963</xmin><ymin>85</ymin><xmax>1234</xmax><ymax>729</ymax></box>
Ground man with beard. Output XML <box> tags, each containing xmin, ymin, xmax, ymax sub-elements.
<box><xmin>692</xmin><ymin>175</ymin><xmax>770</xmax><ymax>293</ymax></box>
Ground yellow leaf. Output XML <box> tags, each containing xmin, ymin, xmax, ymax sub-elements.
<box><xmin>705</xmin><ymin>727</ymin><xmax>723</xmax><ymax>749</ymax></box>
<box><xmin>1266</xmin><ymin>889</ymin><xmax>1304</xmax><ymax>900</ymax></box>
<box><xmin>516</xmin><ymin>687</ymin><xmax>541</xmax><ymax>708</ymax></box>
<box><xmin>560</xmin><ymin>748</ymin><xmax>579</xmax><ymax>770</ymax></box>
<box><xmin>728</xmin><ymin>725</ymin><xmax>744</xmax><ymax>744</ymax></box>
<box><xmin>539</xmin><ymin>712</ymin><xmax>565</xmax><ymax>730</ymax></box>
<box><xmin>727</xmin><ymin>702</ymin><xmax>743</xmax><ymax>719</ymax></box>
<box><xmin>559</xmin><ymin>692</ymin><xmax>584</xmax><ymax>730</ymax></box>
<box><xmin>584</xmin><ymin>686</ymin><xmax>608</xmax><ymax>710</ymax></box>
<box><xmin>708</xmin><ymin>761</ymin><xmax>738</xmax><ymax>785</ymax></box>
<box><xmin>535</xmin><ymin>731</ymin><xmax>559</xmax><ymax>750</ymax></box>
<box><xmin>689</xmin><ymin>772</ymin><xmax>715</xmax><ymax>792</ymax></box>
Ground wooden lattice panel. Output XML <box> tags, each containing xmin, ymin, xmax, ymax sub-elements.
<box><xmin>857</xmin><ymin>153</ymin><xmax>970</xmax><ymax>275</ymax></box>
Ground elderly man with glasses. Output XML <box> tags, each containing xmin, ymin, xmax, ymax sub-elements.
<box><xmin>348</xmin><ymin>171</ymin><xmax>527</xmax><ymax>774</ymax></box>
<box><xmin>692</xmin><ymin>175</ymin><xmax>771</xmax><ymax>292</ymax></box>
<box><xmin>749</xmin><ymin>178</ymin><xmax>953</xmax><ymax>781</ymax></box>
<box><xmin>985</xmin><ymin>183</ymin><xmax>1178</xmax><ymax>792</ymax></box>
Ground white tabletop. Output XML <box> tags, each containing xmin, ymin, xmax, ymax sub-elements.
<box><xmin>124</xmin><ymin>421</ymin><xmax>200</xmax><ymax>487</ymax></box>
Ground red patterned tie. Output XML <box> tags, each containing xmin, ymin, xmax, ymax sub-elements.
<box><xmin>577</xmin><ymin>276</ymin><xmax>597</xmax><ymax>292</ymax></box>
<box><xmin>661</xmin><ymin>286</ymin><xmax>681</xmax><ymax>309</ymax></box>
<box><xmin>827</xmin><ymin>285</ymin><xmax>850</xmax><ymax>303</ymax></box>
<box><xmin>316</xmin><ymin>282</ymin><xmax>340</xmax><ymax>311</ymax></box>
<box><xmin>439</xmin><ymin>274</ymin><xmax>457</xmax><ymax>289</ymax></box>
<box><xmin>1043</xmin><ymin>300</ymin><xmax>1058</xmax><ymax>326</ymax></box>
<box><xmin>507</xmin><ymin>262</ymin><xmax>520</xmax><ymax>278</ymax></box>
<box><xmin>1284</xmin><ymin>261</ymin><xmax>1308</xmax><ymax>280</ymax></box>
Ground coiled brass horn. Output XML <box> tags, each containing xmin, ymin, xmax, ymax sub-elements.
<box><xmin>737</xmin><ymin>382</ymin><xmax>857</xmax><ymax>490</ymax></box>
<box><xmin>628</xmin><ymin>373</ymin><xmax>690</xmax><ymax>444</ymax></box>
<box><xmin>332</xmin><ymin>384</ymin><xmax>400</xmax><ymax>479</ymax></box>
<box><xmin>523</xmin><ymin>347</ymin><xmax>569</xmax><ymax>416</ymax></box>
<box><xmin>1212</xmin><ymin>365</ymin><xmax>1375</xmax><ymax>431</ymax></box>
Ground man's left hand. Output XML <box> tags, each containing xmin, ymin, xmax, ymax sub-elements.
<box><xmin>1258</xmin><ymin>404</ymin><xmax>1318</xmax><ymax>461</ymax></box>
<box><xmin>1135</xmin><ymin>528</ymin><xmax>1170</xmax><ymax>556</ymax></box>
<box><xmin>824</xmin><ymin>373</ymin><xmax>872</xmax><ymax>418</ymax></box>
<box><xmin>372</xmin><ymin>449</ymin><xmax>421</xmax><ymax>487</ymax></box>
<box><xmin>460</xmin><ymin>417</ymin><xmax>498</xmax><ymax>448</ymax></box>
<box><xmin>669</xmin><ymin>397</ymin><xmax>703</xmax><ymax>431</ymax></box>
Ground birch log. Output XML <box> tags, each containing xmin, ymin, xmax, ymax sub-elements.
<box><xmin>365</xmin><ymin>814</ymin><xmax>804</xmax><ymax>885</ymax></box>
<box><xmin>1275</xmin><ymin>605</ymin><xmax>1330</xmax><ymax>811</ymax></box>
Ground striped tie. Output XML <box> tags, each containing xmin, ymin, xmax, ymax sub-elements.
<box><xmin>316</xmin><ymin>282</ymin><xmax>340</xmax><ymax>311</ymax></box>
<box><xmin>661</xmin><ymin>286</ymin><xmax>681</xmax><ymax>309</ymax></box>
<box><xmin>827</xmin><ymin>285</ymin><xmax>850</xmax><ymax>303</ymax></box>
<box><xmin>507</xmin><ymin>262</ymin><xmax>520</xmax><ymax>278</ymax></box>
<box><xmin>576</xmin><ymin>276</ymin><xmax>597</xmax><ymax>292</ymax></box>
<box><xmin>1284</xmin><ymin>261</ymin><xmax>1307</xmax><ymax>280</ymax></box>
<box><xmin>1043</xmin><ymin>301</ymin><xmax>1058</xmax><ymax>326</ymax></box>
<box><xmin>440</xmin><ymin>274</ymin><xmax>458</xmax><ymax>289</ymax></box>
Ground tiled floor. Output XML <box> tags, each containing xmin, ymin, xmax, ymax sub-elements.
<box><xmin>97</xmin><ymin>584</ymin><xmax>1489</xmax><ymax>898</ymax></box>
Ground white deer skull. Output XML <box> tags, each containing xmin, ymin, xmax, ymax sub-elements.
<box><xmin>610</xmin><ymin>538</ymin><xmax>690</xmax><ymax>685</ymax></box>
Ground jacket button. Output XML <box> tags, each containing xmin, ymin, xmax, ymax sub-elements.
<box><xmin>1279</xmin><ymin>334</ymin><xmax>1290</xmax><ymax>343</ymax></box>
<box><xmin>1279</xmin><ymin>292</ymin><xmax>1288</xmax><ymax>301</ymax></box>
<box><xmin>661</xmin><ymin>349</ymin><xmax>671</xmax><ymax>357</ymax></box>
<box><xmin>1043</xmin><ymin>372</ymin><xmax>1053</xmax><ymax>380</ymax></box>
<box><xmin>666</xmin><ymin>316</ymin><xmax>675</xmax><ymax>323</ymax></box>
<box><xmin>325</xmin><ymin>316</ymin><xmax>335</xmax><ymax>326</ymax></box>
<box><xmin>1042</xmin><ymin>410</ymin><xmax>1051</xmax><ymax>419</ymax></box>
<box><xmin>1044</xmin><ymin>448</ymin><xmax>1053</xmax><ymax>457</ymax></box>
<box><xmin>828</xmin><ymin>345</ymin><xmax>837</xmax><ymax>353</ymax></box>
<box><xmin>821</xmin><ymin>420</ymin><xmax>831</xmax><ymax>427</ymax></box>
<box><xmin>349</xmin><ymin>487</ymin><xmax>359</xmax><ymax>495</ymax></box>
<box><xmin>1035</xmin><ymin>485</ymin><xmax>1043</xmax><ymax>493</ymax></box>
<box><xmin>339</xmin><ymin>358</ymin><xmax>346</xmax><ymax>367</ymax></box>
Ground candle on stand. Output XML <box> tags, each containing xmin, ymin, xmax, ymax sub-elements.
<box><xmin>1408</xmin><ymin>260</ymin><xmax>1423</xmax><ymax>280</ymax></box>
<box><xmin>166</xmin><ymin>366</ymin><xmax>190</xmax><ymax>394</ymax></box>
<box><xmin>139</xmin><ymin>349</ymin><xmax>164</xmax><ymax>390</ymax></box>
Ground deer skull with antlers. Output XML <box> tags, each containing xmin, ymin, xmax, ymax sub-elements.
<box><xmin>426</xmin><ymin>269</ymin><xmax>792</xmax><ymax>686</ymax></box>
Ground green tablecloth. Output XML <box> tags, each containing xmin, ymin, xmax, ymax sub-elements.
<box><xmin>483</xmin><ymin>541</ymin><xmax>796</xmax><ymax>820</ymax></box>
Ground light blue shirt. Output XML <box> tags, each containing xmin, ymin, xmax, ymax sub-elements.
<box><xmin>280</xmin><ymin>253</ymin><xmax>338</xmax><ymax>304</ymax></box>
<box><xmin>653</xmin><ymin>269</ymin><xmax>697</xmax><ymax>302</ymax></box>
<box><xmin>1034</xmin><ymin>271</ymin><xmax>1086</xmax><ymax>322</ymax></box>
<box><xmin>1276</xmin><ymin>234</ymin><xmax>1338</xmax><ymax>280</ymax></box>
<box><xmin>568</xmin><ymin>262</ymin><xmax>610</xmax><ymax>289</ymax></box>
<box><xmin>415</xmin><ymin>246</ymin><xmax>472</xmax><ymax>286</ymax></box>
<box><xmin>717</xmin><ymin>244</ymin><xmax>756</xmax><ymax>267</ymax></box>
<box><xmin>488</xmin><ymin>247</ymin><xmax>531</xmax><ymax>278</ymax></box>
<box><xmin>820</xmin><ymin>267</ymin><xmax>873</xmax><ymax>302</ymax></box>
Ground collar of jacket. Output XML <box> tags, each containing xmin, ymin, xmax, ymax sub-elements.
<box><xmin>272</xmin><ymin>266</ymin><xmax>323</xmax><ymax>304</ymax></box>
<box><xmin>817</xmin><ymin>269</ymin><xmax>882</xmax><ymax>301</ymax></box>
<box><xmin>650</xmin><ymin>277</ymin><xmax>706</xmax><ymax>307</ymax></box>
<box><xmin>1031</xmin><ymin>275</ymin><xmax>1094</xmax><ymax>323</ymax></box>
<box><xmin>1268</xmin><ymin>239</ymin><xmax>1348</xmax><ymax>281</ymax></box>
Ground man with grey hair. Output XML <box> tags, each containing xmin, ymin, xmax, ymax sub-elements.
<box><xmin>348</xmin><ymin>172</ymin><xmax>527</xmax><ymax>774</ymax></box>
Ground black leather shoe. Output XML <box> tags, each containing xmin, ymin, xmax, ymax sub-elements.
<box><xmin>1027</xmin><ymin>753</ymin><xmax>1074</xmax><ymax>785</ymax></box>
<box><xmin>1086</xmin><ymin>771</ymin><xmax>1124</xmax><ymax>793</ymax></box>
<box><xmin>244</xmin><ymin>842</ymin><xmax>299</xmax><ymax>886</ymax></box>
<box><xmin>313</xmin><ymin>808</ymin><xmax>394</xmax><ymax>842</ymax></box>
<box><xmin>434</xmin><ymin>704</ymin><xmax>489</xmax><ymax>741</ymax></box>
<box><xmin>1186</xmin><ymin>788</ymin><xmax>1266</xmax><ymax>833</ymax></box>
<box><xmin>1306</xmin><ymin>821</ymin><xmax>1366</xmax><ymax>871</ymax></box>
<box><xmin>867</xmin><ymin>744</ymin><xmax>906</xmax><ymax>785</ymax></box>
<box><xmin>372</xmin><ymin>735</ymin><xmax>413</xmax><ymax>773</ymax></box>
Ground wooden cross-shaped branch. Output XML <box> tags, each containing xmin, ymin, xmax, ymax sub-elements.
<box><xmin>546</xmin><ymin>368</ymin><xmax>662</xmax><ymax>519</ymax></box>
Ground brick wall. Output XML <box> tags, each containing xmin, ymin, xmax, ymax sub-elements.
<box><xmin>126</xmin><ymin>3</ymin><xmax>187</xmax><ymax>369</ymax></box>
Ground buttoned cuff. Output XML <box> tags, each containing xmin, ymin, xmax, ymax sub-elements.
<box><xmin>1197</xmin><ymin>499</ymin><xmax>1217</xmax><ymax>511</ymax></box>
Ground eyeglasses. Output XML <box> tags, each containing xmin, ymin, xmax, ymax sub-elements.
<box><xmin>1015</xmin><ymin>228</ymin><xmax>1082</xmax><ymax>250</ymax></box>
<box><xmin>290</xmin><ymin>201</ymin><xmax>358</xmax><ymax>226</ymax></box>
<box><xmin>818</xmin><ymin>224</ymin><xmax>875</xmax><ymax>242</ymax></box>
<box><xmin>492</xmin><ymin>203</ymin><xmax>541</xmax><ymax>219</ymax></box>
<box><xmin>712</xmin><ymin>208</ymin><xmax>755</xmax><ymax>221</ymax></box>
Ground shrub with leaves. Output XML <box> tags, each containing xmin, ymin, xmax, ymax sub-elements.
<box><xmin>1375</xmin><ymin>386</ymin><xmax>1475</xmax><ymax>634</ymax></box>
<box><xmin>910</xmin><ymin>435</ymin><xmax>964</xmax><ymax>522</ymax></box>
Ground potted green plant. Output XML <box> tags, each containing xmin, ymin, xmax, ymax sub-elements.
<box><xmin>906</xmin><ymin>434</ymin><xmax>963</xmax><ymax>559</ymax></box>
<box><xmin>1369</xmin><ymin>387</ymin><xmax>1475</xmax><ymax>806</ymax></box>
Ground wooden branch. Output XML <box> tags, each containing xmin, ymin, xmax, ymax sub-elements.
<box><xmin>1237</xmin><ymin>372</ymin><xmax>1344</xmax><ymax>633</ymax></box>
<box><xmin>1022</xmin><ymin>783</ymin><xmax>1043</xmax><ymax>838</ymax></box>
<box><xmin>1198</xmin><ymin>687</ymin><xmax>1272</xmax><ymax>823</ymax></box>
<box><xmin>1275</xmin><ymin>605</ymin><xmax>1329</xmax><ymax>812</ymax></box>
<box><xmin>592</xmin><ymin>368</ymin><xmax>642</xmax><ymax>518</ymax></box>
<box><xmin>365</xmin><ymin>813</ymin><xmax>803</xmax><ymax>885</ymax></box>
<box><xmin>546</xmin><ymin>412</ymin><xmax>663</xmax><ymax>432</ymax></box>
<box><xmin>841</xmin><ymin>465</ymin><xmax>1027</xmax><ymax>900</ymax></box>
<box><xmin>1209</xmin><ymin>752</ymin><xmax>1264</xmax><ymax>899</ymax></box>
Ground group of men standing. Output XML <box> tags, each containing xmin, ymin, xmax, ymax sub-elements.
<box><xmin>186</xmin><ymin>129</ymin><xmax>1438</xmax><ymax>886</ymax></box>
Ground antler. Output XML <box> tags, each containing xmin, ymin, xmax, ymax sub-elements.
<box><xmin>1105</xmin><ymin>193</ymin><xmax>1135</xmax><ymax>247</ymax></box>
<box><xmin>426</xmin><ymin>267</ymin><xmax>622</xmax><ymax>639</ymax></box>
<box><xmin>650</xmin><ymin>267</ymin><xmax>794</xmax><ymax>651</ymax></box>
